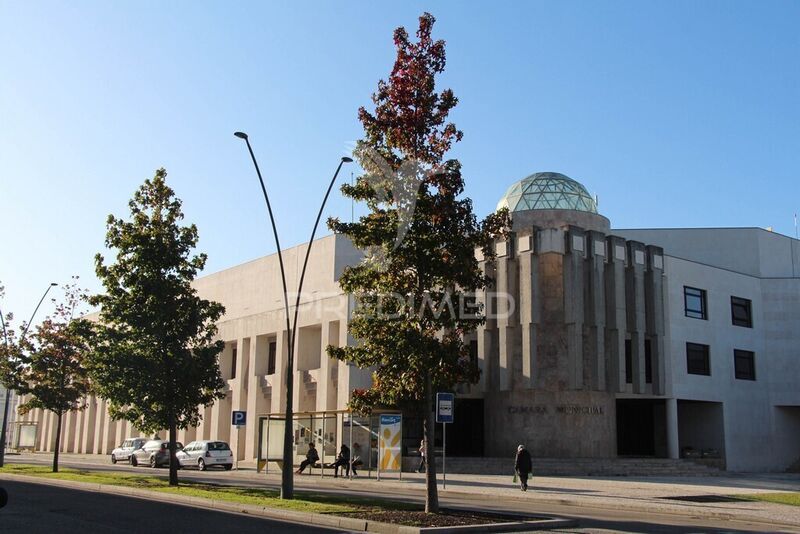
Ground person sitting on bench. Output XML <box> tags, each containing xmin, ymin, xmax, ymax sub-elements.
<box><xmin>332</xmin><ymin>443</ymin><xmax>350</xmax><ymax>478</ymax></box>
<box><xmin>350</xmin><ymin>442</ymin><xmax>364</xmax><ymax>476</ymax></box>
<box><xmin>295</xmin><ymin>442</ymin><xmax>319</xmax><ymax>474</ymax></box>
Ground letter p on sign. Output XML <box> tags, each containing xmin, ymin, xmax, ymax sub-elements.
<box><xmin>232</xmin><ymin>411</ymin><xmax>247</xmax><ymax>427</ymax></box>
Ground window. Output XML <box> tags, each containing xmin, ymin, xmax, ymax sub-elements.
<box><xmin>684</xmin><ymin>286</ymin><xmax>707</xmax><ymax>319</ymax></box>
<box><xmin>686</xmin><ymin>342</ymin><xmax>710</xmax><ymax>375</ymax></box>
<box><xmin>731</xmin><ymin>297</ymin><xmax>753</xmax><ymax>328</ymax></box>
<box><xmin>469</xmin><ymin>339</ymin><xmax>478</xmax><ymax>368</ymax></box>
<box><xmin>231</xmin><ymin>347</ymin><xmax>237</xmax><ymax>379</ymax></box>
<box><xmin>268</xmin><ymin>341</ymin><xmax>277</xmax><ymax>375</ymax></box>
<box><xmin>624</xmin><ymin>339</ymin><xmax>632</xmax><ymax>384</ymax></box>
<box><xmin>644</xmin><ymin>338</ymin><xmax>653</xmax><ymax>384</ymax></box>
<box><xmin>734</xmin><ymin>349</ymin><xmax>756</xmax><ymax>380</ymax></box>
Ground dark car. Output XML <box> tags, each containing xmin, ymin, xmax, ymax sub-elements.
<box><xmin>130</xmin><ymin>439</ymin><xmax>183</xmax><ymax>468</ymax></box>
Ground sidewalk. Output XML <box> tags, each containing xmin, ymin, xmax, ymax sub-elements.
<box><xmin>15</xmin><ymin>452</ymin><xmax>800</xmax><ymax>530</ymax></box>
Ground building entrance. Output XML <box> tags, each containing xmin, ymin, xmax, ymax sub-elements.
<box><xmin>616</xmin><ymin>399</ymin><xmax>667</xmax><ymax>457</ymax></box>
<box><xmin>446</xmin><ymin>399</ymin><xmax>484</xmax><ymax>457</ymax></box>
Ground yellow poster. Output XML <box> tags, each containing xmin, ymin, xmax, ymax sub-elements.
<box><xmin>379</xmin><ymin>414</ymin><xmax>402</xmax><ymax>472</ymax></box>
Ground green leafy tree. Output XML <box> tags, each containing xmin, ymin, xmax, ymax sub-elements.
<box><xmin>327</xmin><ymin>13</ymin><xmax>509</xmax><ymax>513</ymax></box>
<box><xmin>88</xmin><ymin>168</ymin><xmax>225</xmax><ymax>486</ymax></box>
<box><xmin>8</xmin><ymin>283</ymin><xmax>92</xmax><ymax>472</ymax></box>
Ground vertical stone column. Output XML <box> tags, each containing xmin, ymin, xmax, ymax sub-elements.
<box><xmin>93</xmin><ymin>399</ymin><xmax>106</xmax><ymax>454</ymax></box>
<box><xmin>564</xmin><ymin>226</ymin><xmax>586</xmax><ymax>390</ymax></box>
<box><xmin>625</xmin><ymin>240</ymin><xmax>647</xmax><ymax>394</ymax></box>
<box><xmin>666</xmin><ymin>397</ymin><xmax>679</xmax><ymax>459</ymax></box>
<box><xmin>230</xmin><ymin>337</ymin><xmax>250</xmax><ymax>461</ymax></box>
<box><xmin>101</xmin><ymin>409</ymin><xmax>117</xmax><ymax>454</ymax></box>
<box><xmin>271</xmin><ymin>330</ymin><xmax>289</xmax><ymax>413</ymax></box>
<box><xmin>645</xmin><ymin>245</ymin><xmax>666</xmax><ymax>396</ymax></box>
<box><xmin>517</xmin><ymin>231</ymin><xmax>540</xmax><ymax>389</ymax></box>
<box><xmin>40</xmin><ymin>410</ymin><xmax>50</xmax><ymax>451</ymax></box>
<box><xmin>495</xmin><ymin>235</ymin><xmax>517</xmax><ymax>391</ymax></box>
<box><xmin>246</xmin><ymin>335</ymin><xmax>269</xmax><ymax>460</ymax></box>
<box><xmin>604</xmin><ymin>235</ymin><xmax>628</xmax><ymax>393</ymax></box>
<box><xmin>585</xmin><ymin>231</ymin><xmax>607</xmax><ymax>391</ymax></box>
<box><xmin>317</xmin><ymin>321</ymin><xmax>339</xmax><ymax>413</ymax></box>
<box><xmin>81</xmin><ymin>396</ymin><xmax>97</xmax><ymax>453</ymax></box>
<box><xmin>64</xmin><ymin>410</ymin><xmax>77</xmax><ymax>452</ymax></box>
<box><xmin>476</xmin><ymin>251</ymin><xmax>496</xmax><ymax>393</ymax></box>
<box><xmin>537</xmin><ymin>228</ymin><xmax>566</xmax><ymax>390</ymax></box>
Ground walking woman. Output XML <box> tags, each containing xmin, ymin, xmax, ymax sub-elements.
<box><xmin>514</xmin><ymin>444</ymin><xmax>532</xmax><ymax>491</ymax></box>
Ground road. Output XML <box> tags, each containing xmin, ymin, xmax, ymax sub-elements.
<box><xmin>7</xmin><ymin>456</ymin><xmax>800</xmax><ymax>533</ymax></box>
<box><xmin>0</xmin><ymin>478</ymin><xmax>342</xmax><ymax>533</ymax></box>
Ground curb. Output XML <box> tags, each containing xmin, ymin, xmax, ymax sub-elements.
<box><xmin>0</xmin><ymin>473</ymin><xmax>578</xmax><ymax>533</ymax></box>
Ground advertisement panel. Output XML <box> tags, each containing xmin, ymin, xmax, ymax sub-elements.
<box><xmin>378</xmin><ymin>414</ymin><xmax>402</xmax><ymax>472</ymax></box>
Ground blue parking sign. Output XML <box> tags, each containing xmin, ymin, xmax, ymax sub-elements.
<box><xmin>231</xmin><ymin>410</ymin><xmax>247</xmax><ymax>426</ymax></box>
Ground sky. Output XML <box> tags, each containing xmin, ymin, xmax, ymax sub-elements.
<box><xmin>1</xmin><ymin>0</ymin><xmax>798</xmax><ymax>324</ymax></box>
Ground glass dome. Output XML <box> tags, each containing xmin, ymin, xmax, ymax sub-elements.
<box><xmin>496</xmin><ymin>172</ymin><xmax>598</xmax><ymax>214</ymax></box>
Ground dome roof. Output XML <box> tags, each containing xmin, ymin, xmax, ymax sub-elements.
<box><xmin>496</xmin><ymin>172</ymin><xmax>598</xmax><ymax>214</ymax></box>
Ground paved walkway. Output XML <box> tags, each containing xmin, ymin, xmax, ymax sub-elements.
<box><xmin>11</xmin><ymin>452</ymin><xmax>800</xmax><ymax>530</ymax></box>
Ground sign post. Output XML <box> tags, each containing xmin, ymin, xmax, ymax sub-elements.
<box><xmin>436</xmin><ymin>393</ymin><xmax>454</xmax><ymax>489</ymax></box>
<box><xmin>231</xmin><ymin>411</ymin><xmax>246</xmax><ymax>470</ymax></box>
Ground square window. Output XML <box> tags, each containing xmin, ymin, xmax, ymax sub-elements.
<box><xmin>684</xmin><ymin>287</ymin><xmax>707</xmax><ymax>320</ymax></box>
<box><xmin>734</xmin><ymin>349</ymin><xmax>756</xmax><ymax>380</ymax></box>
<box><xmin>686</xmin><ymin>342</ymin><xmax>710</xmax><ymax>375</ymax></box>
<box><xmin>731</xmin><ymin>297</ymin><xmax>753</xmax><ymax>328</ymax></box>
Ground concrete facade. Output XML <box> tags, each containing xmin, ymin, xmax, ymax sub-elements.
<box><xmin>11</xmin><ymin>175</ymin><xmax>800</xmax><ymax>472</ymax></box>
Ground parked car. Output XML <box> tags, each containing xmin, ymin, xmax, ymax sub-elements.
<box><xmin>111</xmin><ymin>437</ymin><xmax>146</xmax><ymax>464</ymax></box>
<box><xmin>130</xmin><ymin>440</ymin><xmax>183</xmax><ymax>468</ymax></box>
<box><xmin>176</xmin><ymin>440</ymin><xmax>233</xmax><ymax>471</ymax></box>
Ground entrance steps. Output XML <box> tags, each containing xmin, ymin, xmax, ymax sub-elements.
<box><xmin>434</xmin><ymin>457</ymin><xmax>723</xmax><ymax>477</ymax></box>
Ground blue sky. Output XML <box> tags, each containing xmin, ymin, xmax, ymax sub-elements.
<box><xmin>1</xmin><ymin>1</ymin><xmax>798</xmax><ymax>322</ymax></box>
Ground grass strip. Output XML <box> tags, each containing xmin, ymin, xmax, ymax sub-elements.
<box><xmin>737</xmin><ymin>492</ymin><xmax>800</xmax><ymax>507</ymax></box>
<box><xmin>0</xmin><ymin>463</ymin><xmax>417</xmax><ymax>514</ymax></box>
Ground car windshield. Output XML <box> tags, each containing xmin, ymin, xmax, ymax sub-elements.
<box><xmin>208</xmin><ymin>442</ymin><xmax>230</xmax><ymax>451</ymax></box>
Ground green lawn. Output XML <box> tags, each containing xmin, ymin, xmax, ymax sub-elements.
<box><xmin>0</xmin><ymin>463</ymin><xmax>417</xmax><ymax>514</ymax></box>
<box><xmin>739</xmin><ymin>492</ymin><xmax>800</xmax><ymax>507</ymax></box>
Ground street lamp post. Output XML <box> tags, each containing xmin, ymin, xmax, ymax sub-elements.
<box><xmin>235</xmin><ymin>131</ymin><xmax>350</xmax><ymax>499</ymax></box>
<box><xmin>0</xmin><ymin>282</ymin><xmax>58</xmax><ymax>467</ymax></box>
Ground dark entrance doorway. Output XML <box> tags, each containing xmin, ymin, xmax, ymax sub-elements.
<box><xmin>616</xmin><ymin>399</ymin><xmax>666</xmax><ymax>457</ymax></box>
<box><xmin>445</xmin><ymin>398</ymin><xmax>484</xmax><ymax>456</ymax></box>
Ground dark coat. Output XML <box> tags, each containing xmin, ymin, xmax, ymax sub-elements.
<box><xmin>337</xmin><ymin>444</ymin><xmax>350</xmax><ymax>461</ymax></box>
<box><xmin>306</xmin><ymin>447</ymin><xmax>319</xmax><ymax>463</ymax></box>
<box><xmin>515</xmin><ymin>448</ymin><xmax>532</xmax><ymax>474</ymax></box>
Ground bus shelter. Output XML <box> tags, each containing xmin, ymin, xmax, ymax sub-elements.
<box><xmin>257</xmin><ymin>410</ymin><xmax>402</xmax><ymax>479</ymax></box>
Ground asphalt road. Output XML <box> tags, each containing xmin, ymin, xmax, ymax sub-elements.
<box><xmin>0</xmin><ymin>479</ymin><xmax>343</xmax><ymax>533</ymax></box>
<box><xmin>8</xmin><ymin>456</ymin><xmax>799</xmax><ymax>533</ymax></box>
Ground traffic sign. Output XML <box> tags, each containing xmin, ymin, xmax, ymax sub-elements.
<box><xmin>231</xmin><ymin>410</ymin><xmax>247</xmax><ymax>427</ymax></box>
<box><xmin>436</xmin><ymin>392</ymin><xmax>454</xmax><ymax>424</ymax></box>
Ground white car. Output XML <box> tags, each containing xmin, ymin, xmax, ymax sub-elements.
<box><xmin>111</xmin><ymin>437</ymin><xmax>147</xmax><ymax>464</ymax></box>
<box><xmin>176</xmin><ymin>440</ymin><xmax>233</xmax><ymax>471</ymax></box>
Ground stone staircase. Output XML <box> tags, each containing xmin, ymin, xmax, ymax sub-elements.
<box><xmin>432</xmin><ymin>457</ymin><xmax>724</xmax><ymax>477</ymax></box>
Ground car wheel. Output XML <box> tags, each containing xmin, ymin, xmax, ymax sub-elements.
<box><xmin>224</xmin><ymin>464</ymin><xmax>232</xmax><ymax>471</ymax></box>
<box><xmin>149</xmin><ymin>456</ymin><xmax>157</xmax><ymax>468</ymax></box>
<box><xmin>198</xmin><ymin>458</ymin><xmax>206</xmax><ymax>471</ymax></box>
<box><xmin>111</xmin><ymin>455</ymin><xmax>117</xmax><ymax>464</ymax></box>
<box><xmin>130</xmin><ymin>455</ymin><xmax>138</xmax><ymax>467</ymax></box>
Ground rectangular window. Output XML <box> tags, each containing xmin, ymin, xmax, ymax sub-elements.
<box><xmin>469</xmin><ymin>339</ymin><xmax>478</xmax><ymax>368</ymax></box>
<box><xmin>624</xmin><ymin>339</ymin><xmax>632</xmax><ymax>384</ymax></box>
<box><xmin>267</xmin><ymin>341</ymin><xmax>277</xmax><ymax>375</ymax></box>
<box><xmin>684</xmin><ymin>286</ymin><xmax>707</xmax><ymax>320</ymax></box>
<box><xmin>686</xmin><ymin>342</ymin><xmax>710</xmax><ymax>375</ymax></box>
<box><xmin>231</xmin><ymin>347</ymin><xmax>237</xmax><ymax>379</ymax></box>
<box><xmin>731</xmin><ymin>296</ymin><xmax>753</xmax><ymax>328</ymax></box>
<box><xmin>734</xmin><ymin>349</ymin><xmax>756</xmax><ymax>380</ymax></box>
<box><xmin>644</xmin><ymin>338</ymin><xmax>653</xmax><ymax>384</ymax></box>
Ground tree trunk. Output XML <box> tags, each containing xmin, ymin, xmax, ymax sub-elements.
<box><xmin>53</xmin><ymin>412</ymin><xmax>62</xmax><ymax>473</ymax></box>
<box><xmin>424</xmin><ymin>372</ymin><xmax>439</xmax><ymax>513</ymax></box>
<box><xmin>168</xmin><ymin>412</ymin><xmax>178</xmax><ymax>486</ymax></box>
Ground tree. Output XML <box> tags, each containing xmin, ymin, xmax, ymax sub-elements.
<box><xmin>327</xmin><ymin>13</ymin><xmax>509</xmax><ymax>513</ymax></box>
<box><xmin>7</xmin><ymin>282</ymin><xmax>91</xmax><ymax>473</ymax></box>
<box><xmin>88</xmin><ymin>168</ymin><xmax>225</xmax><ymax>486</ymax></box>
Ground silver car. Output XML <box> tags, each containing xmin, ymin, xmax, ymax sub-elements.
<box><xmin>111</xmin><ymin>437</ymin><xmax>146</xmax><ymax>464</ymax></box>
<box><xmin>176</xmin><ymin>440</ymin><xmax>233</xmax><ymax>471</ymax></box>
<box><xmin>130</xmin><ymin>439</ymin><xmax>183</xmax><ymax>468</ymax></box>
